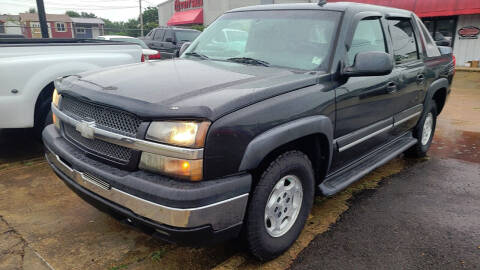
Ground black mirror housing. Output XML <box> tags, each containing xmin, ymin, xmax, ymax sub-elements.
<box><xmin>343</xmin><ymin>51</ymin><xmax>394</xmax><ymax>77</ymax></box>
<box><xmin>179</xmin><ymin>42</ymin><xmax>191</xmax><ymax>57</ymax></box>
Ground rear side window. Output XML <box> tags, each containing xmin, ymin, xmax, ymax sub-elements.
<box><xmin>416</xmin><ymin>18</ymin><xmax>441</xmax><ymax>57</ymax></box>
<box><xmin>347</xmin><ymin>18</ymin><xmax>386</xmax><ymax>66</ymax></box>
<box><xmin>388</xmin><ymin>19</ymin><xmax>419</xmax><ymax>64</ymax></box>
<box><xmin>164</xmin><ymin>30</ymin><xmax>175</xmax><ymax>42</ymax></box>
<box><xmin>154</xmin><ymin>29</ymin><xmax>165</xmax><ymax>40</ymax></box>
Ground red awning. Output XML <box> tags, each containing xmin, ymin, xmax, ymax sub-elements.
<box><xmin>329</xmin><ymin>0</ymin><xmax>480</xmax><ymax>18</ymax></box>
<box><xmin>167</xmin><ymin>8</ymin><xmax>203</xmax><ymax>26</ymax></box>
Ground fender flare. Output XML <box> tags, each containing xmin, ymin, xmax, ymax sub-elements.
<box><xmin>238</xmin><ymin>115</ymin><xmax>334</xmax><ymax>172</ymax></box>
<box><xmin>423</xmin><ymin>77</ymin><xmax>449</xmax><ymax>114</ymax></box>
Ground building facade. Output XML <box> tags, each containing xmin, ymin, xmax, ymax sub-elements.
<box><xmin>0</xmin><ymin>15</ymin><xmax>22</xmax><ymax>36</ymax></box>
<box><xmin>71</xmin><ymin>17</ymin><xmax>105</xmax><ymax>39</ymax></box>
<box><xmin>20</xmin><ymin>13</ymin><xmax>73</xmax><ymax>38</ymax></box>
<box><xmin>158</xmin><ymin>0</ymin><xmax>317</xmax><ymax>27</ymax></box>
<box><xmin>158</xmin><ymin>0</ymin><xmax>480</xmax><ymax>66</ymax></box>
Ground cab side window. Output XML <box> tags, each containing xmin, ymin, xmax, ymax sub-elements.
<box><xmin>164</xmin><ymin>30</ymin><xmax>175</xmax><ymax>42</ymax></box>
<box><xmin>154</xmin><ymin>29</ymin><xmax>165</xmax><ymax>41</ymax></box>
<box><xmin>347</xmin><ymin>18</ymin><xmax>387</xmax><ymax>66</ymax></box>
<box><xmin>388</xmin><ymin>19</ymin><xmax>419</xmax><ymax>64</ymax></box>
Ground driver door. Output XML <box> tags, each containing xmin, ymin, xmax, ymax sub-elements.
<box><xmin>331</xmin><ymin>17</ymin><xmax>399</xmax><ymax>172</ymax></box>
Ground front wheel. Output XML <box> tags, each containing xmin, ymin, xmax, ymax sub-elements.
<box><xmin>245</xmin><ymin>151</ymin><xmax>315</xmax><ymax>261</ymax></box>
<box><xmin>406</xmin><ymin>102</ymin><xmax>438</xmax><ymax>157</ymax></box>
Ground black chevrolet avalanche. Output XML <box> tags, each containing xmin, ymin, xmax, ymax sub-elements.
<box><xmin>43</xmin><ymin>2</ymin><xmax>454</xmax><ymax>261</ymax></box>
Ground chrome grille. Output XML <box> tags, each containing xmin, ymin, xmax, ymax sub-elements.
<box><xmin>61</xmin><ymin>96</ymin><xmax>142</xmax><ymax>137</ymax></box>
<box><xmin>63</xmin><ymin>124</ymin><xmax>133</xmax><ymax>164</ymax></box>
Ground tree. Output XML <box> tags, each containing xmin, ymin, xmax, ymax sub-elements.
<box><xmin>27</xmin><ymin>7</ymin><xmax>36</xmax><ymax>13</ymax></box>
<box><xmin>80</xmin><ymin>12</ymin><xmax>97</xmax><ymax>18</ymax></box>
<box><xmin>66</xmin><ymin>11</ymin><xmax>80</xmax><ymax>17</ymax></box>
<box><xmin>142</xmin><ymin>7</ymin><xmax>159</xmax><ymax>35</ymax></box>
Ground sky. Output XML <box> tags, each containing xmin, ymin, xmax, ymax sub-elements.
<box><xmin>0</xmin><ymin>0</ymin><xmax>168</xmax><ymax>22</ymax></box>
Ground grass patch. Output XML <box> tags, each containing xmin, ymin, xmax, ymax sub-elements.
<box><xmin>151</xmin><ymin>248</ymin><xmax>168</xmax><ymax>262</ymax></box>
<box><xmin>109</xmin><ymin>265</ymin><xmax>128</xmax><ymax>270</ymax></box>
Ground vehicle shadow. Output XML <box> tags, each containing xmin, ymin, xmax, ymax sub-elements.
<box><xmin>0</xmin><ymin>128</ymin><xmax>44</xmax><ymax>166</ymax></box>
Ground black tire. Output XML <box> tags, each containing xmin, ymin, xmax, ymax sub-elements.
<box><xmin>406</xmin><ymin>102</ymin><xmax>438</xmax><ymax>158</ymax></box>
<box><xmin>33</xmin><ymin>96</ymin><xmax>53</xmax><ymax>140</ymax></box>
<box><xmin>245</xmin><ymin>151</ymin><xmax>315</xmax><ymax>261</ymax></box>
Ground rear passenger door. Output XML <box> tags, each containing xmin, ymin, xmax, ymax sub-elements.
<box><xmin>386</xmin><ymin>17</ymin><xmax>426</xmax><ymax>132</ymax></box>
<box><xmin>331</xmin><ymin>17</ymin><xmax>399</xmax><ymax>171</ymax></box>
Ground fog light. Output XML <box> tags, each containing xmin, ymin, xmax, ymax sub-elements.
<box><xmin>139</xmin><ymin>152</ymin><xmax>203</xmax><ymax>181</ymax></box>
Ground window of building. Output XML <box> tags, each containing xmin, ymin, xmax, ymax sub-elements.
<box><xmin>422</xmin><ymin>17</ymin><xmax>456</xmax><ymax>47</ymax></box>
<box><xmin>56</xmin><ymin>22</ymin><xmax>66</xmax><ymax>32</ymax></box>
<box><xmin>347</xmin><ymin>18</ymin><xmax>387</xmax><ymax>66</ymax></box>
<box><xmin>31</xmin><ymin>22</ymin><xmax>41</xmax><ymax>33</ymax></box>
<box><xmin>76</xmin><ymin>27</ymin><xmax>86</xmax><ymax>34</ymax></box>
<box><xmin>0</xmin><ymin>22</ymin><xmax>5</xmax><ymax>33</ymax></box>
<box><xmin>388</xmin><ymin>19</ymin><xmax>419</xmax><ymax>64</ymax></box>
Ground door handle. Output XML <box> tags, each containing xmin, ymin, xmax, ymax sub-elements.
<box><xmin>386</xmin><ymin>82</ymin><xmax>397</xmax><ymax>93</ymax></box>
<box><xmin>417</xmin><ymin>74</ymin><xmax>425</xmax><ymax>84</ymax></box>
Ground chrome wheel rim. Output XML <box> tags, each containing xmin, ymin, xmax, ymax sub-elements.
<box><xmin>421</xmin><ymin>112</ymin><xmax>433</xmax><ymax>145</ymax></box>
<box><xmin>264</xmin><ymin>175</ymin><xmax>303</xmax><ymax>238</ymax></box>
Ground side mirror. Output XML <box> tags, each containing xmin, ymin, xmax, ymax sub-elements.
<box><xmin>438</xmin><ymin>46</ymin><xmax>453</xmax><ymax>55</ymax></box>
<box><xmin>179</xmin><ymin>42</ymin><xmax>191</xmax><ymax>56</ymax></box>
<box><xmin>343</xmin><ymin>51</ymin><xmax>393</xmax><ymax>77</ymax></box>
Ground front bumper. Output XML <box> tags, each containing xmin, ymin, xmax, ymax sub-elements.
<box><xmin>43</xmin><ymin>125</ymin><xmax>252</xmax><ymax>243</ymax></box>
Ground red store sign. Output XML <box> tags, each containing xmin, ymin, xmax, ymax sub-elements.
<box><xmin>175</xmin><ymin>0</ymin><xmax>203</xmax><ymax>12</ymax></box>
<box><xmin>458</xmin><ymin>26</ymin><xmax>480</xmax><ymax>39</ymax></box>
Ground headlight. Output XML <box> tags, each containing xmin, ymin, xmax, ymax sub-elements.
<box><xmin>139</xmin><ymin>152</ymin><xmax>203</xmax><ymax>181</ymax></box>
<box><xmin>52</xmin><ymin>89</ymin><xmax>61</xmax><ymax>107</ymax></box>
<box><xmin>52</xmin><ymin>89</ymin><xmax>61</xmax><ymax>129</ymax></box>
<box><xmin>146</xmin><ymin>121</ymin><xmax>210</xmax><ymax>148</ymax></box>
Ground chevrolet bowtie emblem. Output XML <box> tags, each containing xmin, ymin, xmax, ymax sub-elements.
<box><xmin>76</xmin><ymin>120</ymin><xmax>96</xmax><ymax>139</ymax></box>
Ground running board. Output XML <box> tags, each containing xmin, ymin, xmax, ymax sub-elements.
<box><xmin>319</xmin><ymin>133</ymin><xmax>417</xmax><ymax>196</ymax></box>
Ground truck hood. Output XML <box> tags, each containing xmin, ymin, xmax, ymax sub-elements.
<box><xmin>57</xmin><ymin>58</ymin><xmax>320</xmax><ymax>120</ymax></box>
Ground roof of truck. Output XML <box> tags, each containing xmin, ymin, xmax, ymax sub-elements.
<box><xmin>229</xmin><ymin>2</ymin><xmax>413</xmax><ymax>17</ymax></box>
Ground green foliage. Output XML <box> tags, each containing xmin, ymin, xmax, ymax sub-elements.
<box><xmin>150</xmin><ymin>248</ymin><xmax>167</xmax><ymax>262</ymax></box>
<box><xmin>65</xmin><ymin>11</ymin><xmax>80</xmax><ymax>17</ymax></box>
<box><xmin>108</xmin><ymin>265</ymin><xmax>128</xmax><ymax>270</ymax></box>
<box><xmin>190</xmin><ymin>24</ymin><xmax>205</xmax><ymax>32</ymax></box>
<box><xmin>27</xmin><ymin>7</ymin><xmax>36</xmax><ymax>13</ymax></box>
<box><xmin>80</xmin><ymin>12</ymin><xmax>97</xmax><ymax>18</ymax></box>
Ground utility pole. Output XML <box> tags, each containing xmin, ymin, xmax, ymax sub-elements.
<box><xmin>36</xmin><ymin>0</ymin><xmax>49</xmax><ymax>38</ymax></box>
<box><xmin>139</xmin><ymin>0</ymin><xmax>144</xmax><ymax>37</ymax></box>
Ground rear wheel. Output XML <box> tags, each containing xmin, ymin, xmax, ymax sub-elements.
<box><xmin>406</xmin><ymin>102</ymin><xmax>437</xmax><ymax>157</ymax></box>
<box><xmin>245</xmin><ymin>151</ymin><xmax>315</xmax><ymax>261</ymax></box>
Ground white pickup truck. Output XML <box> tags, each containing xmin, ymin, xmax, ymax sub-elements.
<box><xmin>0</xmin><ymin>39</ymin><xmax>151</xmax><ymax>136</ymax></box>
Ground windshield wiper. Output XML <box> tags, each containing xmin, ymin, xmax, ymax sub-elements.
<box><xmin>226</xmin><ymin>57</ymin><xmax>270</xmax><ymax>67</ymax></box>
<box><xmin>184</xmin><ymin>51</ymin><xmax>209</xmax><ymax>59</ymax></box>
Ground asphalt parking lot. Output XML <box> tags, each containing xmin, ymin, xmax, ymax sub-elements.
<box><xmin>1</xmin><ymin>71</ymin><xmax>479</xmax><ymax>270</ymax></box>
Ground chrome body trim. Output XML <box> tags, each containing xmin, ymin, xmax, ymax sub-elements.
<box><xmin>338</xmin><ymin>124</ymin><xmax>393</xmax><ymax>152</ymax></box>
<box><xmin>52</xmin><ymin>104</ymin><xmax>203</xmax><ymax>160</ymax></box>
<box><xmin>393</xmin><ymin>111</ymin><xmax>422</xmax><ymax>127</ymax></box>
<box><xmin>46</xmin><ymin>151</ymin><xmax>248</xmax><ymax>230</ymax></box>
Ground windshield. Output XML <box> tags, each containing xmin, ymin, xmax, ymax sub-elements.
<box><xmin>175</xmin><ymin>30</ymin><xmax>200</xmax><ymax>42</ymax></box>
<box><xmin>183</xmin><ymin>10</ymin><xmax>340</xmax><ymax>70</ymax></box>
<box><xmin>110</xmin><ymin>37</ymin><xmax>149</xmax><ymax>49</ymax></box>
